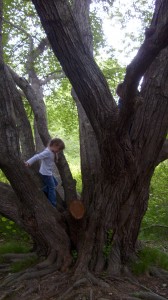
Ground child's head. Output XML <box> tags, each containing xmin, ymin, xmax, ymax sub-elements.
<box><xmin>116</xmin><ymin>83</ymin><xmax>123</xmax><ymax>98</ymax></box>
<box><xmin>49</xmin><ymin>138</ymin><xmax>65</xmax><ymax>153</ymax></box>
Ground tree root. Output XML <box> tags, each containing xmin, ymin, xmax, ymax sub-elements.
<box><xmin>124</xmin><ymin>276</ymin><xmax>153</xmax><ymax>292</ymax></box>
<box><xmin>124</xmin><ymin>297</ymin><xmax>142</xmax><ymax>300</ymax></box>
<box><xmin>49</xmin><ymin>272</ymin><xmax>110</xmax><ymax>300</ymax></box>
<box><xmin>149</xmin><ymin>267</ymin><xmax>168</xmax><ymax>279</ymax></box>
<box><xmin>36</xmin><ymin>250</ymin><xmax>57</xmax><ymax>269</ymax></box>
<box><xmin>0</xmin><ymin>263</ymin><xmax>58</xmax><ymax>288</ymax></box>
<box><xmin>0</xmin><ymin>284</ymin><xmax>24</xmax><ymax>300</ymax></box>
<box><xmin>87</xmin><ymin>272</ymin><xmax>110</xmax><ymax>288</ymax></box>
<box><xmin>0</xmin><ymin>258</ymin><xmax>168</xmax><ymax>300</ymax></box>
<box><xmin>131</xmin><ymin>291</ymin><xmax>168</xmax><ymax>300</ymax></box>
<box><xmin>57</xmin><ymin>277</ymin><xmax>89</xmax><ymax>300</ymax></box>
<box><xmin>120</xmin><ymin>276</ymin><xmax>168</xmax><ymax>300</ymax></box>
<box><xmin>36</xmin><ymin>250</ymin><xmax>72</xmax><ymax>272</ymax></box>
<box><xmin>2</xmin><ymin>252</ymin><xmax>37</xmax><ymax>261</ymax></box>
<box><xmin>21</xmin><ymin>286</ymin><xmax>39</xmax><ymax>298</ymax></box>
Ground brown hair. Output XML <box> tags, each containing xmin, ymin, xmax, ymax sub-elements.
<box><xmin>116</xmin><ymin>83</ymin><xmax>123</xmax><ymax>97</ymax></box>
<box><xmin>49</xmin><ymin>138</ymin><xmax>65</xmax><ymax>150</ymax></box>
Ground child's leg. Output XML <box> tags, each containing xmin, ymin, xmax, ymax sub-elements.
<box><xmin>41</xmin><ymin>175</ymin><xmax>57</xmax><ymax>207</ymax></box>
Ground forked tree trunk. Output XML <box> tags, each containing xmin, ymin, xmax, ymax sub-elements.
<box><xmin>0</xmin><ymin>0</ymin><xmax>168</xmax><ymax>276</ymax></box>
<box><xmin>29</xmin><ymin>0</ymin><xmax>168</xmax><ymax>274</ymax></box>
<box><xmin>75</xmin><ymin>43</ymin><xmax>168</xmax><ymax>274</ymax></box>
<box><xmin>0</xmin><ymin>63</ymin><xmax>72</xmax><ymax>268</ymax></box>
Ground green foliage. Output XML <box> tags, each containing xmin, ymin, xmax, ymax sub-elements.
<box><xmin>98</xmin><ymin>57</ymin><xmax>125</xmax><ymax>95</ymax></box>
<box><xmin>140</xmin><ymin>161</ymin><xmax>168</xmax><ymax>242</ymax></box>
<box><xmin>0</xmin><ymin>170</ymin><xmax>9</xmax><ymax>183</ymax></box>
<box><xmin>46</xmin><ymin>78</ymin><xmax>78</xmax><ymax>136</ymax></box>
<box><xmin>0</xmin><ymin>241</ymin><xmax>30</xmax><ymax>255</ymax></box>
<box><xmin>3</xmin><ymin>0</ymin><xmax>42</xmax><ymax>68</ymax></box>
<box><xmin>92</xmin><ymin>0</ymin><xmax>115</xmax><ymax>14</ymax></box>
<box><xmin>103</xmin><ymin>229</ymin><xmax>113</xmax><ymax>258</ymax></box>
<box><xmin>131</xmin><ymin>247</ymin><xmax>168</xmax><ymax>275</ymax></box>
<box><xmin>72</xmin><ymin>170</ymin><xmax>82</xmax><ymax>193</ymax></box>
<box><xmin>11</xmin><ymin>255</ymin><xmax>38</xmax><ymax>273</ymax></box>
<box><xmin>0</xmin><ymin>216</ymin><xmax>30</xmax><ymax>242</ymax></box>
<box><xmin>71</xmin><ymin>250</ymin><xmax>78</xmax><ymax>263</ymax></box>
<box><xmin>90</xmin><ymin>11</ymin><xmax>106</xmax><ymax>55</ymax></box>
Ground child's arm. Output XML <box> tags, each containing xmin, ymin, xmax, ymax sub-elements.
<box><xmin>25</xmin><ymin>148</ymin><xmax>49</xmax><ymax>166</ymax></box>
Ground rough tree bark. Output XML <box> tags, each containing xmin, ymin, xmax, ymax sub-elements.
<box><xmin>0</xmin><ymin>0</ymin><xmax>168</xmax><ymax>276</ymax></box>
<box><xmin>30</xmin><ymin>0</ymin><xmax>168</xmax><ymax>275</ymax></box>
<box><xmin>7</xmin><ymin>32</ymin><xmax>77</xmax><ymax>203</ymax></box>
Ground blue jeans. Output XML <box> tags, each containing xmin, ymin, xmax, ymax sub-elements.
<box><xmin>41</xmin><ymin>174</ymin><xmax>58</xmax><ymax>207</ymax></box>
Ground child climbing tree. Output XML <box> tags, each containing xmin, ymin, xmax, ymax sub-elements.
<box><xmin>0</xmin><ymin>0</ymin><xmax>168</xmax><ymax>277</ymax></box>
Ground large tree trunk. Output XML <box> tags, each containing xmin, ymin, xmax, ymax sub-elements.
<box><xmin>8</xmin><ymin>51</ymin><xmax>78</xmax><ymax>203</ymax></box>
<box><xmin>0</xmin><ymin>0</ymin><xmax>168</xmax><ymax>277</ymax></box>
<box><xmin>71</xmin><ymin>0</ymin><xmax>101</xmax><ymax>209</ymax></box>
<box><xmin>0</xmin><ymin>61</ymin><xmax>72</xmax><ymax>269</ymax></box>
<box><xmin>30</xmin><ymin>0</ymin><xmax>168</xmax><ymax>275</ymax></box>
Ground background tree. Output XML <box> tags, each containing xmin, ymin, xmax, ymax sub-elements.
<box><xmin>0</xmin><ymin>0</ymin><xmax>167</xmax><ymax>280</ymax></box>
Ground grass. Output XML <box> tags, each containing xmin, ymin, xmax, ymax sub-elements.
<box><xmin>0</xmin><ymin>240</ymin><xmax>30</xmax><ymax>255</ymax></box>
<box><xmin>11</xmin><ymin>256</ymin><xmax>38</xmax><ymax>272</ymax></box>
<box><xmin>131</xmin><ymin>246</ymin><xmax>168</xmax><ymax>275</ymax></box>
<box><xmin>0</xmin><ymin>239</ymin><xmax>38</xmax><ymax>273</ymax></box>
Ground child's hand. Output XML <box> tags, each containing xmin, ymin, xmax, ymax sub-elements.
<box><xmin>24</xmin><ymin>162</ymin><xmax>30</xmax><ymax>167</ymax></box>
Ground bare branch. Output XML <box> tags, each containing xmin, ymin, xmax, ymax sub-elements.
<box><xmin>7</xmin><ymin>65</ymin><xmax>51</xmax><ymax>145</ymax></box>
<box><xmin>118</xmin><ymin>0</ymin><xmax>168</xmax><ymax>133</ymax></box>
<box><xmin>3</xmin><ymin>18</ymin><xmax>33</xmax><ymax>39</ymax></box>
<box><xmin>122</xmin><ymin>1</ymin><xmax>168</xmax><ymax>102</ymax></box>
<box><xmin>31</xmin><ymin>0</ymin><xmax>117</xmax><ymax>137</ymax></box>
<box><xmin>31</xmin><ymin>37</ymin><xmax>50</xmax><ymax>61</ymax></box>
<box><xmin>40</xmin><ymin>70</ymin><xmax>65</xmax><ymax>85</ymax></box>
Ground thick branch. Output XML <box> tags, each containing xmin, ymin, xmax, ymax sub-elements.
<box><xmin>31</xmin><ymin>0</ymin><xmax>117</xmax><ymax>136</ymax></box>
<box><xmin>122</xmin><ymin>1</ymin><xmax>168</xmax><ymax>102</ymax></box>
<box><xmin>0</xmin><ymin>182</ymin><xmax>21</xmax><ymax>224</ymax></box>
<box><xmin>118</xmin><ymin>0</ymin><xmax>168</xmax><ymax>134</ymax></box>
<box><xmin>7</xmin><ymin>65</ymin><xmax>51</xmax><ymax>145</ymax></box>
<box><xmin>31</xmin><ymin>37</ymin><xmax>49</xmax><ymax>61</ymax></box>
<box><xmin>7</xmin><ymin>65</ymin><xmax>77</xmax><ymax>203</ymax></box>
<box><xmin>40</xmin><ymin>70</ymin><xmax>65</xmax><ymax>85</ymax></box>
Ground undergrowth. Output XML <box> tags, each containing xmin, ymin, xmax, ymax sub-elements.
<box><xmin>11</xmin><ymin>256</ymin><xmax>39</xmax><ymax>272</ymax></box>
<box><xmin>0</xmin><ymin>241</ymin><xmax>30</xmax><ymax>255</ymax></box>
<box><xmin>131</xmin><ymin>247</ymin><xmax>168</xmax><ymax>275</ymax></box>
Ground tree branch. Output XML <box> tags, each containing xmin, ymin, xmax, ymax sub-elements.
<box><xmin>3</xmin><ymin>18</ymin><xmax>33</xmax><ymax>39</ymax></box>
<box><xmin>31</xmin><ymin>0</ymin><xmax>117</xmax><ymax>137</ymax></box>
<box><xmin>31</xmin><ymin>37</ymin><xmax>49</xmax><ymax>61</ymax></box>
<box><xmin>7</xmin><ymin>65</ymin><xmax>51</xmax><ymax>145</ymax></box>
<box><xmin>121</xmin><ymin>1</ymin><xmax>168</xmax><ymax>103</ymax></box>
<box><xmin>118</xmin><ymin>0</ymin><xmax>168</xmax><ymax>134</ymax></box>
<box><xmin>40</xmin><ymin>70</ymin><xmax>65</xmax><ymax>85</ymax></box>
<box><xmin>0</xmin><ymin>182</ymin><xmax>21</xmax><ymax>224</ymax></box>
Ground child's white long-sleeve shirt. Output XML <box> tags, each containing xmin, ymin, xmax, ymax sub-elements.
<box><xmin>26</xmin><ymin>148</ymin><xmax>55</xmax><ymax>176</ymax></box>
